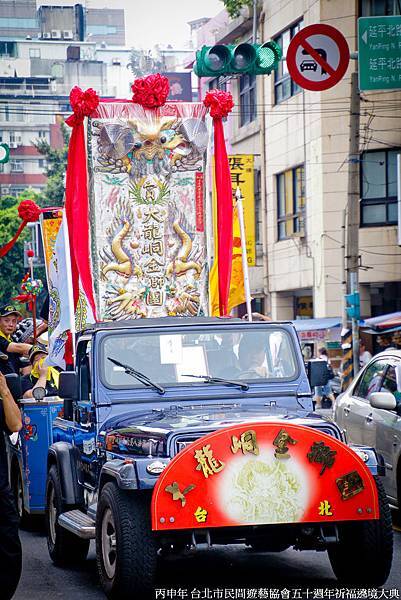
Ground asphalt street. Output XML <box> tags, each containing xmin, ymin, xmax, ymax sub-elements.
<box><xmin>14</xmin><ymin>513</ymin><xmax>401</xmax><ymax>600</ymax></box>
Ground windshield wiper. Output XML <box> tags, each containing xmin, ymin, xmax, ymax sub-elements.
<box><xmin>107</xmin><ymin>357</ymin><xmax>165</xmax><ymax>395</ymax></box>
<box><xmin>182</xmin><ymin>374</ymin><xmax>249</xmax><ymax>392</ymax></box>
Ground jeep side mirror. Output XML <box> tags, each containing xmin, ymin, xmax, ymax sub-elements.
<box><xmin>307</xmin><ymin>360</ymin><xmax>329</xmax><ymax>388</ymax></box>
<box><xmin>369</xmin><ymin>391</ymin><xmax>397</xmax><ymax>411</ymax></box>
<box><xmin>58</xmin><ymin>371</ymin><xmax>78</xmax><ymax>399</ymax></box>
<box><xmin>5</xmin><ymin>373</ymin><xmax>22</xmax><ymax>402</ymax></box>
<box><xmin>58</xmin><ymin>371</ymin><xmax>78</xmax><ymax>421</ymax></box>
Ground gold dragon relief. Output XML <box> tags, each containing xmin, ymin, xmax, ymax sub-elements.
<box><xmin>99</xmin><ymin>208</ymin><xmax>205</xmax><ymax>319</ymax></box>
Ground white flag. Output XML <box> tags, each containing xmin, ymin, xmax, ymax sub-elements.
<box><xmin>46</xmin><ymin>212</ymin><xmax>75</xmax><ymax>370</ymax></box>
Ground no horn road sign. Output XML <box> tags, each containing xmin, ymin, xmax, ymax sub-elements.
<box><xmin>286</xmin><ymin>24</ymin><xmax>350</xmax><ymax>91</ymax></box>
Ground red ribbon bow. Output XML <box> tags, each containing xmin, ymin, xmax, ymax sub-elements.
<box><xmin>131</xmin><ymin>73</ymin><xmax>170</xmax><ymax>109</ymax></box>
<box><xmin>65</xmin><ymin>86</ymin><xmax>99</xmax><ymax>127</ymax></box>
<box><xmin>0</xmin><ymin>200</ymin><xmax>42</xmax><ymax>259</ymax></box>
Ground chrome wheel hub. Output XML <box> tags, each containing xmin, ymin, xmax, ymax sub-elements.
<box><xmin>101</xmin><ymin>507</ymin><xmax>117</xmax><ymax>579</ymax></box>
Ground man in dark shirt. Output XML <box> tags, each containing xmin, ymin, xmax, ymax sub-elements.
<box><xmin>21</xmin><ymin>343</ymin><xmax>60</xmax><ymax>398</ymax></box>
<box><xmin>0</xmin><ymin>305</ymin><xmax>32</xmax><ymax>375</ymax></box>
<box><xmin>0</xmin><ymin>372</ymin><xmax>23</xmax><ymax>599</ymax></box>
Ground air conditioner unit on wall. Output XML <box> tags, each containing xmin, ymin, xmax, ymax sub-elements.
<box><xmin>63</xmin><ymin>30</ymin><xmax>73</xmax><ymax>39</ymax></box>
<box><xmin>42</xmin><ymin>32</ymin><xmax>51</xmax><ymax>39</ymax></box>
<box><xmin>51</xmin><ymin>30</ymin><xmax>61</xmax><ymax>39</ymax></box>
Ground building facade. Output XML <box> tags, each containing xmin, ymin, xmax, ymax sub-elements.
<box><xmin>195</xmin><ymin>0</ymin><xmax>401</xmax><ymax>320</ymax></box>
<box><xmin>262</xmin><ymin>0</ymin><xmax>401</xmax><ymax>319</ymax></box>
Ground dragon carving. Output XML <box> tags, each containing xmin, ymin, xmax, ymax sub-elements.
<box><xmin>101</xmin><ymin>221</ymin><xmax>142</xmax><ymax>279</ymax></box>
<box><xmin>166</xmin><ymin>220</ymin><xmax>202</xmax><ymax>278</ymax></box>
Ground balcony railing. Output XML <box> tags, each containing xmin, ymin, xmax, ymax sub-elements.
<box><xmin>0</xmin><ymin>81</ymin><xmax>116</xmax><ymax>97</ymax></box>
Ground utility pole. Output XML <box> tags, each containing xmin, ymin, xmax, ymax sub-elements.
<box><xmin>252</xmin><ymin>0</ymin><xmax>258</xmax><ymax>43</ymax></box>
<box><xmin>346</xmin><ymin>70</ymin><xmax>361</xmax><ymax>377</ymax></box>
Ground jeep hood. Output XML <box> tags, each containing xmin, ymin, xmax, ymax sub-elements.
<box><xmin>101</xmin><ymin>403</ymin><xmax>337</xmax><ymax>458</ymax></box>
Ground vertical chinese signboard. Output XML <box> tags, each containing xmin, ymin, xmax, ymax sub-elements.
<box><xmin>358</xmin><ymin>16</ymin><xmax>401</xmax><ymax>91</ymax></box>
<box><xmin>228</xmin><ymin>155</ymin><xmax>256</xmax><ymax>267</ymax></box>
<box><xmin>87</xmin><ymin>102</ymin><xmax>209</xmax><ymax>320</ymax></box>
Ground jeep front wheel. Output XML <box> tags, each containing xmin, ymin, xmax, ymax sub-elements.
<box><xmin>328</xmin><ymin>476</ymin><xmax>393</xmax><ymax>585</ymax></box>
<box><xmin>45</xmin><ymin>465</ymin><xmax>90</xmax><ymax>565</ymax></box>
<box><xmin>96</xmin><ymin>483</ymin><xmax>158</xmax><ymax>599</ymax></box>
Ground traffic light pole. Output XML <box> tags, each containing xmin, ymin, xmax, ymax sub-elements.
<box><xmin>346</xmin><ymin>71</ymin><xmax>361</xmax><ymax>377</ymax></box>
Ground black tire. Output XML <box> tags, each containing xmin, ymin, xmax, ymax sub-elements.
<box><xmin>96</xmin><ymin>483</ymin><xmax>158</xmax><ymax>600</ymax></box>
<box><xmin>328</xmin><ymin>475</ymin><xmax>393</xmax><ymax>585</ymax></box>
<box><xmin>45</xmin><ymin>464</ymin><xmax>90</xmax><ymax>565</ymax></box>
<box><xmin>11</xmin><ymin>462</ymin><xmax>31</xmax><ymax>529</ymax></box>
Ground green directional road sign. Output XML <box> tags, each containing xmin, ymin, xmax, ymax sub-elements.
<box><xmin>358</xmin><ymin>16</ymin><xmax>401</xmax><ymax>91</ymax></box>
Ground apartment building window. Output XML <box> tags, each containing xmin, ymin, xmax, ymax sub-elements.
<box><xmin>10</xmin><ymin>160</ymin><xmax>24</xmax><ymax>173</ymax></box>
<box><xmin>29</xmin><ymin>48</ymin><xmax>41</xmax><ymax>58</ymax></box>
<box><xmin>360</xmin><ymin>149</ymin><xmax>399</xmax><ymax>226</ymax></box>
<box><xmin>38</xmin><ymin>130</ymin><xmax>47</xmax><ymax>139</ymax></box>
<box><xmin>277</xmin><ymin>165</ymin><xmax>305</xmax><ymax>240</ymax></box>
<box><xmin>274</xmin><ymin>20</ymin><xmax>303</xmax><ymax>104</ymax></box>
<box><xmin>239</xmin><ymin>74</ymin><xmax>256</xmax><ymax>126</ymax></box>
<box><xmin>208</xmin><ymin>77</ymin><xmax>227</xmax><ymax>91</ymax></box>
<box><xmin>10</xmin><ymin>186</ymin><xmax>25</xmax><ymax>197</ymax></box>
<box><xmin>38</xmin><ymin>159</ymin><xmax>46</xmax><ymax>169</ymax></box>
<box><xmin>9</xmin><ymin>131</ymin><xmax>22</xmax><ymax>147</ymax></box>
<box><xmin>360</xmin><ymin>0</ymin><xmax>401</xmax><ymax>16</ymax></box>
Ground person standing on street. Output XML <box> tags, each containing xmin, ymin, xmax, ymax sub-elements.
<box><xmin>0</xmin><ymin>372</ymin><xmax>23</xmax><ymax>599</ymax></box>
<box><xmin>314</xmin><ymin>347</ymin><xmax>335</xmax><ymax>409</ymax></box>
<box><xmin>359</xmin><ymin>341</ymin><xmax>372</xmax><ymax>369</ymax></box>
<box><xmin>0</xmin><ymin>305</ymin><xmax>32</xmax><ymax>375</ymax></box>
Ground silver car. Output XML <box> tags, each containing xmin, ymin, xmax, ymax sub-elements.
<box><xmin>333</xmin><ymin>350</ymin><xmax>401</xmax><ymax>509</ymax></box>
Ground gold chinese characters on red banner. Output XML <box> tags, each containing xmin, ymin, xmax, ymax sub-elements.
<box><xmin>151</xmin><ymin>422</ymin><xmax>379</xmax><ymax>531</ymax></box>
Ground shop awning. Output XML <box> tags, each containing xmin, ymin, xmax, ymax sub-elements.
<box><xmin>362</xmin><ymin>311</ymin><xmax>401</xmax><ymax>331</ymax></box>
<box><xmin>292</xmin><ymin>317</ymin><xmax>342</xmax><ymax>332</ymax></box>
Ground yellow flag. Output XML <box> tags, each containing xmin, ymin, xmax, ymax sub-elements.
<box><xmin>210</xmin><ymin>204</ymin><xmax>246</xmax><ymax>316</ymax></box>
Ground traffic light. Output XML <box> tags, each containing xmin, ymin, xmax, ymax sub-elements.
<box><xmin>345</xmin><ymin>292</ymin><xmax>360</xmax><ymax>320</ymax></box>
<box><xmin>194</xmin><ymin>41</ymin><xmax>282</xmax><ymax>77</ymax></box>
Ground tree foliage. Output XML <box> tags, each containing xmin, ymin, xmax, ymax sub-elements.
<box><xmin>220</xmin><ymin>0</ymin><xmax>253</xmax><ymax>18</ymax></box>
<box><xmin>33</xmin><ymin>122</ymin><xmax>69</xmax><ymax>207</ymax></box>
<box><xmin>0</xmin><ymin>199</ymin><xmax>29</xmax><ymax>307</ymax></box>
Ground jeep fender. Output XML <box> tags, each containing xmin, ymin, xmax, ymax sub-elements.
<box><xmin>99</xmin><ymin>459</ymin><xmax>138</xmax><ymax>492</ymax></box>
<box><xmin>47</xmin><ymin>442</ymin><xmax>84</xmax><ymax>506</ymax></box>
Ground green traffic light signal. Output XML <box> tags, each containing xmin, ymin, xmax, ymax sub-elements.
<box><xmin>194</xmin><ymin>41</ymin><xmax>282</xmax><ymax>77</ymax></box>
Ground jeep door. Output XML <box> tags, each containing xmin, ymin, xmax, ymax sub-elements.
<box><xmin>338</xmin><ymin>359</ymin><xmax>387</xmax><ymax>447</ymax></box>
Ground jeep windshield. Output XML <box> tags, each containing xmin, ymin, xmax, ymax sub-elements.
<box><xmin>101</xmin><ymin>326</ymin><xmax>298</xmax><ymax>390</ymax></box>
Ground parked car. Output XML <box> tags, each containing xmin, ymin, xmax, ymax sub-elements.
<box><xmin>333</xmin><ymin>350</ymin><xmax>401</xmax><ymax>510</ymax></box>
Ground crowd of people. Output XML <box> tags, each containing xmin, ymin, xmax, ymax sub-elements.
<box><xmin>0</xmin><ymin>299</ymin><xmax>59</xmax><ymax>599</ymax></box>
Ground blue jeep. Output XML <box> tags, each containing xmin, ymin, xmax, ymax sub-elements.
<box><xmin>13</xmin><ymin>317</ymin><xmax>392</xmax><ymax>599</ymax></box>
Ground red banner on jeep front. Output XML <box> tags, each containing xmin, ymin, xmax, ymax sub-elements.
<box><xmin>151</xmin><ymin>422</ymin><xmax>379</xmax><ymax>531</ymax></box>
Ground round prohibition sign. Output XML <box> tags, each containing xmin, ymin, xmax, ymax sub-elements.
<box><xmin>286</xmin><ymin>23</ymin><xmax>350</xmax><ymax>91</ymax></box>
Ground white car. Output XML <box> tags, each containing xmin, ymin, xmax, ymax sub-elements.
<box><xmin>333</xmin><ymin>350</ymin><xmax>401</xmax><ymax>509</ymax></box>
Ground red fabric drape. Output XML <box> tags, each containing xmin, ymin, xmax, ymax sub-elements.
<box><xmin>213</xmin><ymin>117</ymin><xmax>233</xmax><ymax>316</ymax></box>
<box><xmin>65</xmin><ymin>90</ymin><xmax>98</xmax><ymax>319</ymax></box>
<box><xmin>0</xmin><ymin>221</ymin><xmax>27</xmax><ymax>258</ymax></box>
<box><xmin>203</xmin><ymin>89</ymin><xmax>234</xmax><ymax>317</ymax></box>
<box><xmin>0</xmin><ymin>199</ymin><xmax>42</xmax><ymax>258</ymax></box>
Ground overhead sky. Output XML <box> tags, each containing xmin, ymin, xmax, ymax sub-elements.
<box><xmin>38</xmin><ymin>0</ymin><xmax>224</xmax><ymax>48</ymax></box>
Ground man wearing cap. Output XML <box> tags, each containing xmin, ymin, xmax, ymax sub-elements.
<box><xmin>0</xmin><ymin>372</ymin><xmax>23</xmax><ymax>599</ymax></box>
<box><xmin>0</xmin><ymin>305</ymin><xmax>32</xmax><ymax>376</ymax></box>
<box><xmin>21</xmin><ymin>343</ymin><xmax>60</xmax><ymax>398</ymax></box>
